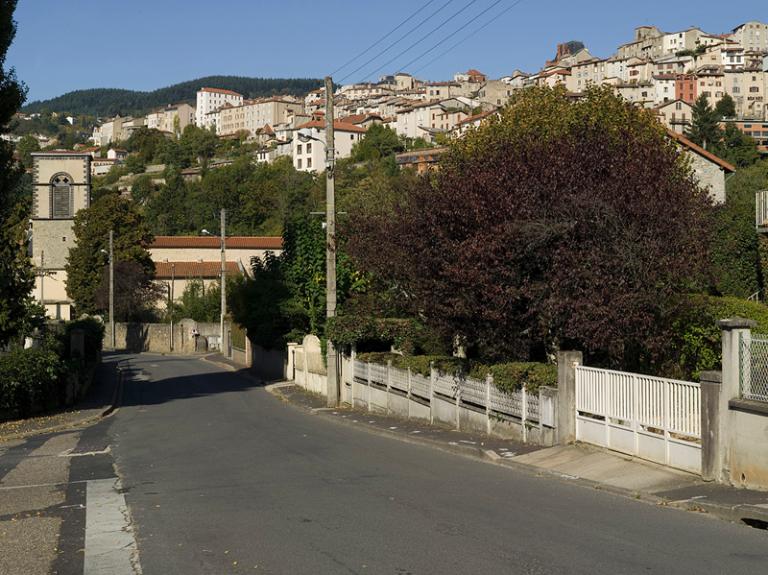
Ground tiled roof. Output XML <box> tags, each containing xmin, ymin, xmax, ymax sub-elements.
<box><xmin>200</xmin><ymin>87</ymin><xmax>243</xmax><ymax>97</ymax></box>
<box><xmin>155</xmin><ymin>261</ymin><xmax>241</xmax><ymax>279</ymax></box>
<box><xmin>667</xmin><ymin>129</ymin><xmax>736</xmax><ymax>172</ymax></box>
<box><xmin>456</xmin><ymin>110</ymin><xmax>497</xmax><ymax>126</ymax></box>
<box><xmin>151</xmin><ymin>236</ymin><xmax>283</xmax><ymax>249</ymax></box>
<box><xmin>295</xmin><ymin>120</ymin><xmax>367</xmax><ymax>133</ymax></box>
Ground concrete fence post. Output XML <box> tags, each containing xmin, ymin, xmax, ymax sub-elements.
<box><xmin>429</xmin><ymin>362</ymin><xmax>435</xmax><ymax>425</ymax></box>
<box><xmin>407</xmin><ymin>367</ymin><xmax>412</xmax><ymax>420</ymax></box>
<box><xmin>455</xmin><ymin>376</ymin><xmax>461</xmax><ymax>431</ymax></box>
<box><xmin>699</xmin><ymin>370</ymin><xmax>722</xmax><ymax>482</ymax></box>
<box><xmin>303</xmin><ymin>346</ymin><xmax>309</xmax><ymax>391</ymax></box>
<box><xmin>367</xmin><ymin>362</ymin><xmax>372</xmax><ymax>412</ymax></box>
<box><xmin>485</xmin><ymin>374</ymin><xmax>492</xmax><ymax>435</ymax></box>
<box><xmin>717</xmin><ymin>317</ymin><xmax>755</xmax><ymax>481</ymax></box>
<box><xmin>386</xmin><ymin>360</ymin><xmax>392</xmax><ymax>415</ymax></box>
<box><xmin>556</xmin><ymin>350</ymin><xmax>583</xmax><ymax>445</ymax></box>
<box><xmin>521</xmin><ymin>384</ymin><xmax>528</xmax><ymax>443</ymax></box>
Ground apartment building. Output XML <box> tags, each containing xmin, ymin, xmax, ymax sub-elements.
<box><xmin>146</xmin><ymin>103</ymin><xmax>196</xmax><ymax>135</ymax></box>
<box><xmin>195</xmin><ymin>87</ymin><xmax>243</xmax><ymax>129</ymax></box>
<box><xmin>654</xmin><ymin>99</ymin><xmax>694</xmax><ymax>133</ymax></box>
<box><xmin>732</xmin><ymin>21</ymin><xmax>768</xmax><ymax>53</ymax></box>
<box><xmin>291</xmin><ymin>120</ymin><xmax>366</xmax><ymax>172</ymax></box>
<box><xmin>217</xmin><ymin>98</ymin><xmax>305</xmax><ymax>138</ymax></box>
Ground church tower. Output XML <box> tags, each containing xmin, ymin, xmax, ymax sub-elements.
<box><xmin>30</xmin><ymin>151</ymin><xmax>91</xmax><ymax>320</ymax></box>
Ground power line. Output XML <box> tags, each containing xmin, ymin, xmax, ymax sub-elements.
<box><xmin>337</xmin><ymin>0</ymin><xmax>457</xmax><ymax>84</ymax></box>
<box><xmin>387</xmin><ymin>0</ymin><xmax>515</xmax><ymax>80</ymax></box>
<box><xmin>413</xmin><ymin>0</ymin><xmax>525</xmax><ymax>75</ymax></box>
<box><xmin>329</xmin><ymin>0</ymin><xmax>440</xmax><ymax>77</ymax></box>
<box><xmin>341</xmin><ymin>0</ymin><xmax>483</xmax><ymax>84</ymax></box>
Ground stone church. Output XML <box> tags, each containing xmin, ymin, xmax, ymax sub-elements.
<box><xmin>29</xmin><ymin>151</ymin><xmax>91</xmax><ymax>320</ymax></box>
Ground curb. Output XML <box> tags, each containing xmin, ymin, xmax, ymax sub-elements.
<box><xmin>0</xmin><ymin>363</ymin><xmax>125</xmax><ymax>443</ymax></box>
<box><xmin>268</xmin><ymin>382</ymin><xmax>768</xmax><ymax>530</ymax></box>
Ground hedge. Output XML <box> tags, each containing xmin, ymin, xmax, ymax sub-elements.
<box><xmin>355</xmin><ymin>352</ymin><xmax>557</xmax><ymax>392</ymax></box>
<box><xmin>0</xmin><ymin>347</ymin><xmax>64</xmax><ymax>418</ymax></box>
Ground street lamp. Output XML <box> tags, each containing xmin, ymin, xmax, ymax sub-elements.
<box><xmin>202</xmin><ymin>209</ymin><xmax>226</xmax><ymax>354</ymax></box>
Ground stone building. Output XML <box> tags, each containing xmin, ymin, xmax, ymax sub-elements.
<box><xmin>29</xmin><ymin>151</ymin><xmax>92</xmax><ymax>320</ymax></box>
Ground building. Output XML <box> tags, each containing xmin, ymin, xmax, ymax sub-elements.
<box><xmin>145</xmin><ymin>103</ymin><xmax>196</xmax><ymax>135</ymax></box>
<box><xmin>722</xmin><ymin>119</ymin><xmax>768</xmax><ymax>154</ymax></box>
<box><xmin>732</xmin><ymin>21</ymin><xmax>768</xmax><ymax>53</ymax></box>
<box><xmin>654</xmin><ymin>99</ymin><xmax>694</xmax><ymax>134</ymax></box>
<box><xmin>195</xmin><ymin>87</ymin><xmax>243</xmax><ymax>129</ymax></box>
<box><xmin>292</xmin><ymin>120</ymin><xmax>366</xmax><ymax>172</ymax></box>
<box><xmin>217</xmin><ymin>98</ymin><xmax>304</xmax><ymax>138</ymax></box>
<box><xmin>667</xmin><ymin>129</ymin><xmax>735</xmax><ymax>204</ymax></box>
<box><xmin>29</xmin><ymin>152</ymin><xmax>92</xmax><ymax>320</ymax></box>
<box><xmin>150</xmin><ymin>235</ymin><xmax>283</xmax><ymax>305</ymax></box>
<box><xmin>394</xmin><ymin>146</ymin><xmax>448</xmax><ymax>174</ymax></box>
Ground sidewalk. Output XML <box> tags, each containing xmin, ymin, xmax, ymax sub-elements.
<box><xmin>269</xmin><ymin>381</ymin><xmax>768</xmax><ymax>530</ymax></box>
<box><xmin>0</xmin><ymin>352</ymin><xmax>124</xmax><ymax>442</ymax></box>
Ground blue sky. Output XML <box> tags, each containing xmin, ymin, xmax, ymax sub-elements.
<box><xmin>7</xmin><ymin>0</ymin><xmax>767</xmax><ymax>103</ymax></box>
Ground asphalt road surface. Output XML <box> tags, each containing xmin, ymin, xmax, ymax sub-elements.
<box><xmin>4</xmin><ymin>353</ymin><xmax>768</xmax><ymax>574</ymax></box>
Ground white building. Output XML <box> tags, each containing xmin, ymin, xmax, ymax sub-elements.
<box><xmin>146</xmin><ymin>103</ymin><xmax>196</xmax><ymax>136</ymax></box>
<box><xmin>292</xmin><ymin>120</ymin><xmax>366</xmax><ymax>172</ymax></box>
<box><xmin>195</xmin><ymin>87</ymin><xmax>243</xmax><ymax>129</ymax></box>
<box><xmin>732</xmin><ymin>21</ymin><xmax>768</xmax><ymax>53</ymax></box>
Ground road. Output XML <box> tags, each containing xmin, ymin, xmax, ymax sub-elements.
<box><xmin>2</xmin><ymin>353</ymin><xmax>767</xmax><ymax>574</ymax></box>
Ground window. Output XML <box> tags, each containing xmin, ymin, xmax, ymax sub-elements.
<box><xmin>297</xmin><ymin>144</ymin><xmax>302</xmax><ymax>154</ymax></box>
<box><xmin>350</xmin><ymin>134</ymin><xmax>354</xmax><ymax>140</ymax></box>
<box><xmin>306</xmin><ymin>142</ymin><xmax>312</xmax><ymax>153</ymax></box>
<box><xmin>50</xmin><ymin>173</ymin><xmax>73</xmax><ymax>219</ymax></box>
<box><xmin>297</xmin><ymin>158</ymin><xmax>302</xmax><ymax>169</ymax></box>
<box><xmin>307</xmin><ymin>157</ymin><xmax>312</xmax><ymax>169</ymax></box>
<box><xmin>675</xmin><ymin>102</ymin><xmax>682</xmax><ymax>110</ymax></box>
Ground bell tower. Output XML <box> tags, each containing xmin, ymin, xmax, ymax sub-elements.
<box><xmin>30</xmin><ymin>151</ymin><xmax>91</xmax><ymax>320</ymax></box>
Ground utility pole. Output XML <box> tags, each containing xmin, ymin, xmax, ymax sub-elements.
<box><xmin>170</xmin><ymin>263</ymin><xmax>175</xmax><ymax>351</ymax></box>
<box><xmin>109</xmin><ymin>229</ymin><xmax>115</xmax><ymax>350</ymax></box>
<box><xmin>325</xmin><ymin>75</ymin><xmax>339</xmax><ymax>407</ymax></box>
<box><xmin>220</xmin><ymin>209</ymin><xmax>226</xmax><ymax>355</ymax></box>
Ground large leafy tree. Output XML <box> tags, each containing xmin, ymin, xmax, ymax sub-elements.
<box><xmin>715</xmin><ymin>94</ymin><xmax>736</xmax><ymax>118</ymax></box>
<box><xmin>351</xmin><ymin>124</ymin><xmax>404</xmax><ymax>161</ymax></box>
<box><xmin>66</xmin><ymin>193</ymin><xmax>156</xmax><ymax>318</ymax></box>
<box><xmin>347</xmin><ymin>86</ymin><xmax>712</xmax><ymax>368</ymax></box>
<box><xmin>0</xmin><ymin>0</ymin><xmax>35</xmax><ymax>346</ymax></box>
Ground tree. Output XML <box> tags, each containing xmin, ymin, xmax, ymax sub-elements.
<box><xmin>176</xmin><ymin>279</ymin><xmax>222</xmax><ymax>323</ymax></box>
<box><xmin>66</xmin><ymin>193</ymin><xmax>156</xmax><ymax>317</ymax></box>
<box><xmin>715</xmin><ymin>94</ymin><xmax>736</xmax><ymax>119</ymax></box>
<box><xmin>14</xmin><ymin>134</ymin><xmax>39</xmax><ymax>168</ymax></box>
<box><xmin>347</xmin><ymin>86</ymin><xmax>712</xmax><ymax>369</ymax></box>
<box><xmin>351</xmin><ymin>124</ymin><xmax>404</xmax><ymax>161</ymax></box>
<box><xmin>0</xmin><ymin>0</ymin><xmax>34</xmax><ymax>347</ymax></box>
<box><xmin>686</xmin><ymin>94</ymin><xmax>721</xmax><ymax>150</ymax></box>
<box><xmin>714</xmin><ymin>124</ymin><xmax>760</xmax><ymax>168</ymax></box>
<box><xmin>94</xmin><ymin>260</ymin><xmax>163</xmax><ymax>322</ymax></box>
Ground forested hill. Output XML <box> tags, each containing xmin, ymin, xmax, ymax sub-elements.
<box><xmin>22</xmin><ymin>76</ymin><xmax>324</xmax><ymax>117</ymax></box>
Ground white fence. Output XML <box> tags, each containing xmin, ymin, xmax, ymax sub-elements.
<box><xmin>575</xmin><ymin>365</ymin><xmax>701</xmax><ymax>474</ymax></box>
<box><xmin>351</xmin><ymin>359</ymin><xmax>557</xmax><ymax>443</ymax></box>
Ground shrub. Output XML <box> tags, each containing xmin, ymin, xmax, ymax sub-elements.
<box><xmin>63</xmin><ymin>317</ymin><xmax>105</xmax><ymax>362</ymax></box>
<box><xmin>0</xmin><ymin>347</ymin><xmax>64</xmax><ymax>418</ymax></box>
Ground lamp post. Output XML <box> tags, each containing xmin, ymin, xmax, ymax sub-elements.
<box><xmin>202</xmin><ymin>209</ymin><xmax>226</xmax><ymax>354</ymax></box>
<box><xmin>299</xmin><ymin>76</ymin><xmax>338</xmax><ymax>406</ymax></box>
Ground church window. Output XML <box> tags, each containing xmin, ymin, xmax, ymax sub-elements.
<box><xmin>51</xmin><ymin>173</ymin><xmax>73</xmax><ymax>218</ymax></box>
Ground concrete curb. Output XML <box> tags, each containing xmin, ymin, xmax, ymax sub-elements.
<box><xmin>0</xmin><ymin>363</ymin><xmax>125</xmax><ymax>443</ymax></box>
<box><xmin>267</xmin><ymin>382</ymin><xmax>768</xmax><ymax>530</ymax></box>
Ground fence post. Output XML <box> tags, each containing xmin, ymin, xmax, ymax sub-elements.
<box><xmin>455</xmin><ymin>376</ymin><xmax>461</xmax><ymax>431</ymax></box>
<box><xmin>407</xmin><ymin>367</ymin><xmax>412</xmax><ymax>420</ymax></box>
<box><xmin>699</xmin><ymin>370</ymin><xmax>722</xmax><ymax>482</ymax></box>
<box><xmin>386</xmin><ymin>360</ymin><xmax>392</xmax><ymax>415</ymax></box>
<box><xmin>350</xmin><ymin>346</ymin><xmax>357</xmax><ymax>407</ymax></box>
<box><xmin>521</xmin><ymin>384</ymin><xmax>528</xmax><ymax>443</ymax></box>
<box><xmin>367</xmin><ymin>362</ymin><xmax>372</xmax><ymax>412</ymax></box>
<box><xmin>303</xmin><ymin>346</ymin><xmax>309</xmax><ymax>390</ymax></box>
<box><xmin>556</xmin><ymin>350</ymin><xmax>583</xmax><ymax>445</ymax></box>
<box><xmin>717</xmin><ymin>318</ymin><xmax>755</xmax><ymax>482</ymax></box>
<box><xmin>485</xmin><ymin>374</ymin><xmax>492</xmax><ymax>435</ymax></box>
<box><xmin>429</xmin><ymin>362</ymin><xmax>435</xmax><ymax>425</ymax></box>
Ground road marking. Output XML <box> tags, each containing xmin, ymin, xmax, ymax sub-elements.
<box><xmin>84</xmin><ymin>478</ymin><xmax>142</xmax><ymax>575</ymax></box>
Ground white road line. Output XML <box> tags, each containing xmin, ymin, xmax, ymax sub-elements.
<box><xmin>84</xmin><ymin>478</ymin><xmax>142</xmax><ymax>575</ymax></box>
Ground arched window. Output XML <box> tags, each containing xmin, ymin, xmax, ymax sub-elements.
<box><xmin>50</xmin><ymin>173</ymin><xmax>73</xmax><ymax>218</ymax></box>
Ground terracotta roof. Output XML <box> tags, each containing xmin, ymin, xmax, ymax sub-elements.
<box><xmin>151</xmin><ymin>236</ymin><xmax>283</xmax><ymax>249</ymax></box>
<box><xmin>200</xmin><ymin>87</ymin><xmax>243</xmax><ymax>97</ymax></box>
<box><xmin>456</xmin><ymin>110</ymin><xmax>497</xmax><ymax>126</ymax></box>
<box><xmin>666</xmin><ymin>129</ymin><xmax>736</xmax><ymax>172</ymax></box>
<box><xmin>155</xmin><ymin>261</ymin><xmax>241</xmax><ymax>279</ymax></box>
<box><xmin>295</xmin><ymin>120</ymin><xmax>367</xmax><ymax>133</ymax></box>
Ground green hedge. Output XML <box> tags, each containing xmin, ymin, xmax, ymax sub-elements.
<box><xmin>0</xmin><ymin>347</ymin><xmax>64</xmax><ymax>418</ymax></box>
<box><xmin>63</xmin><ymin>317</ymin><xmax>104</xmax><ymax>362</ymax></box>
<box><xmin>355</xmin><ymin>352</ymin><xmax>557</xmax><ymax>392</ymax></box>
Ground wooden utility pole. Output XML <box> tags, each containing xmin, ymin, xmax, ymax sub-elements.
<box><xmin>109</xmin><ymin>229</ymin><xmax>115</xmax><ymax>349</ymax></box>
<box><xmin>220</xmin><ymin>209</ymin><xmax>226</xmax><ymax>355</ymax></box>
<box><xmin>325</xmin><ymin>76</ymin><xmax>339</xmax><ymax>407</ymax></box>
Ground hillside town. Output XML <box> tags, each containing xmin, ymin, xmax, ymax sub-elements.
<box><xmin>75</xmin><ymin>20</ymin><xmax>768</xmax><ymax>165</ymax></box>
<box><xmin>4</xmin><ymin>4</ymin><xmax>768</xmax><ymax>574</ymax></box>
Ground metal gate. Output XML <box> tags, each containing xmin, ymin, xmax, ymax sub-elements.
<box><xmin>575</xmin><ymin>365</ymin><xmax>701</xmax><ymax>474</ymax></box>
